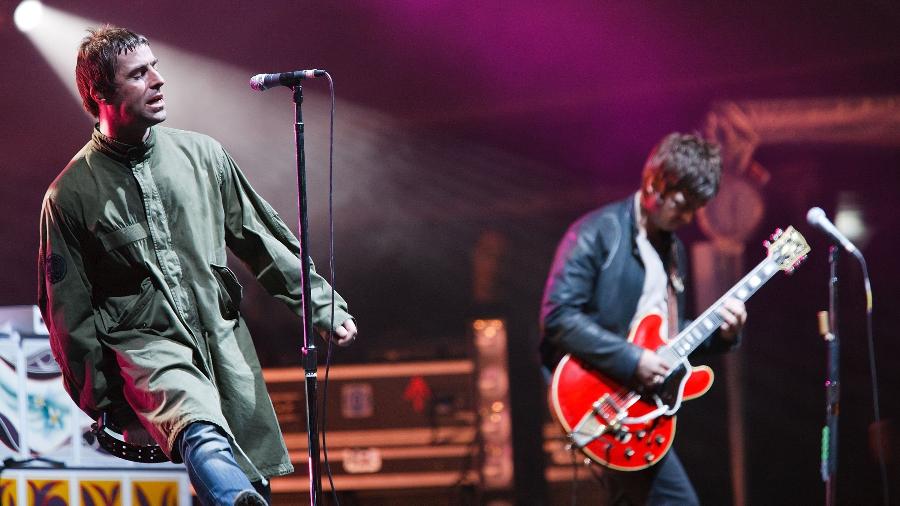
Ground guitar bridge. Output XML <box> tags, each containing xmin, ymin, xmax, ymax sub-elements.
<box><xmin>568</xmin><ymin>394</ymin><xmax>628</xmax><ymax>448</ymax></box>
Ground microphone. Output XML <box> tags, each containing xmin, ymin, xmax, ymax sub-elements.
<box><xmin>249</xmin><ymin>70</ymin><xmax>326</xmax><ymax>91</ymax></box>
<box><xmin>806</xmin><ymin>207</ymin><xmax>858</xmax><ymax>255</ymax></box>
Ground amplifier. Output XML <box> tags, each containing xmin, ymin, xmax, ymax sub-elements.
<box><xmin>264</xmin><ymin>359</ymin><xmax>480</xmax><ymax>494</ymax></box>
<box><xmin>544</xmin><ymin>421</ymin><xmax>609</xmax><ymax>503</ymax></box>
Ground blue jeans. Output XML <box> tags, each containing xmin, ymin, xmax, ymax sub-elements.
<box><xmin>178</xmin><ymin>422</ymin><xmax>269</xmax><ymax>505</ymax></box>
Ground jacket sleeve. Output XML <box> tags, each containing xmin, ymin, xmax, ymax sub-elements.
<box><xmin>37</xmin><ymin>196</ymin><xmax>112</xmax><ymax>420</ymax></box>
<box><xmin>540</xmin><ymin>218</ymin><xmax>643</xmax><ymax>384</ymax></box>
<box><xmin>217</xmin><ymin>148</ymin><xmax>352</xmax><ymax>331</ymax></box>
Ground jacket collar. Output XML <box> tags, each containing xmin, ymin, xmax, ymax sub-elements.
<box><xmin>91</xmin><ymin>125</ymin><xmax>155</xmax><ymax>164</ymax></box>
<box><xmin>627</xmin><ymin>191</ymin><xmax>675</xmax><ymax>264</ymax></box>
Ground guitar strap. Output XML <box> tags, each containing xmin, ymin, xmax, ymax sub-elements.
<box><xmin>666</xmin><ymin>242</ymin><xmax>682</xmax><ymax>339</ymax></box>
<box><xmin>667</xmin><ymin>283</ymin><xmax>678</xmax><ymax>338</ymax></box>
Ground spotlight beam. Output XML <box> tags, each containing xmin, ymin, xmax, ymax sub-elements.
<box><xmin>14</xmin><ymin>0</ymin><xmax>44</xmax><ymax>32</ymax></box>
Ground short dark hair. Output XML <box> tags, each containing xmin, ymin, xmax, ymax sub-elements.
<box><xmin>76</xmin><ymin>26</ymin><xmax>149</xmax><ymax>117</ymax></box>
<box><xmin>642</xmin><ymin>132</ymin><xmax>722</xmax><ymax>202</ymax></box>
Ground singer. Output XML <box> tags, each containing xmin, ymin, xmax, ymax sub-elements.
<box><xmin>540</xmin><ymin>133</ymin><xmax>747</xmax><ymax>504</ymax></box>
<box><xmin>37</xmin><ymin>26</ymin><xmax>357</xmax><ymax>506</ymax></box>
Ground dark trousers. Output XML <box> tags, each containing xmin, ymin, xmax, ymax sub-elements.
<box><xmin>601</xmin><ymin>450</ymin><xmax>699</xmax><ymax>506</ymax></box>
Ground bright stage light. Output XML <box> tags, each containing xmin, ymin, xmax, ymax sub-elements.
<box><xmin>21</xmin><ymin>3</ymin><xmax>563</xmax><ymax>255</ymax></box>
<box><xmin>17</xmin><ymin>1</ymin><xmax>384</xmax><ymax>227</ymax></box>
<box><xmin>14</xmin><ymin>0</ymin><xmax>44</xmax><ymax>32</ymax></box>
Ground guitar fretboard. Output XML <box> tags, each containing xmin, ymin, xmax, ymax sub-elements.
<box><xmin>659</xmin><ymin>257</ymin><xmax>781</xmax><ymax>364</ymax></box>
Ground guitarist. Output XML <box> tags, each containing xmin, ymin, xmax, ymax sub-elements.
<box><xmin>540</xmin><ymin>132</ymin><xmax>746</xmax><ymax>505</ymax></box>
<box><xmin>37</xmin><ymin>26</ymin><xmax>358</xmax><ymax>505</ymax></box>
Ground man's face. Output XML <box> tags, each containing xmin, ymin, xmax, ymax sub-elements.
<box><xmin>99</xmin><ymin>44</ymin><xmax>166</xmax><ymax>131</ymax></box>
<box><xmin>646</xmin><ymin>189</ymin><xmax>706</xmax><ymax>232</ymax></box>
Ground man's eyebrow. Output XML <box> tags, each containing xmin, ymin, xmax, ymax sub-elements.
<box><xmin>124</xmin><ymin>59</ymin><xmax>159</xmax><ymax>75</ymax></box>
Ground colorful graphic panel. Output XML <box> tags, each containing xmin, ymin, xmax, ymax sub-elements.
<box><xmin>80</xmin><ymin>480</ymin><xmax>122</xmax><ymax>506</ymax></box>
<box><xmin>0</xmin><ymin>478</ymin><xmax>17</xmax><ymax>506</ymax></box>
<box><xmin>132</xmin><ymin>480</ymin><xmax>180</xmax><ymax>506</ymax></box>
<box><xmin>27</xmin><ymin>479</ymin><xmax>69</xmax><ymax>506</ymax></box>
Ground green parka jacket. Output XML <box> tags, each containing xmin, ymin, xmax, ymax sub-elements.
<box><xmin>37</xmin><ymin>126</ymin><xmax>352</xmax><ymax>479</ymax></box>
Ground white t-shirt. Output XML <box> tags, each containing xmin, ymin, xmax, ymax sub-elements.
<box><xmin>630</xmin><ymin>192</ymin><xmax>669</xmax><ymax>337</ymax></box>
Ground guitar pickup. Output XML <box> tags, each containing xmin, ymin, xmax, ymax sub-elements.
<box><xmin>568</xmin><ymin>394</ymin><xmax>627</xmax><ymax>448</ymax></box>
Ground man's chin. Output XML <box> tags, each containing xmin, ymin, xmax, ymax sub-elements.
<box><xmin>659</xmin><ymin>221</ymin><xmax>686</xmax><ymax>232</ymax></box>
<box><xmin>147</xmin><ymin>112</ymin><xmax>167</xmax><ymax>125</ymax></box>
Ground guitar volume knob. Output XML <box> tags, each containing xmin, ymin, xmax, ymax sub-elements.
<box><xmin>624</xmin><ymin>448</ymin><xmax>635</xmax><ymax>459</ymax></box>
<box><xmin>654</xmin><ymin>435</ymin><xmax>665</xmax><ymax>445</ymax></box>
<box><xmin>644</xmin><ymin>452</ymin><xmax>655</xmax><ymax>462</ymax></box>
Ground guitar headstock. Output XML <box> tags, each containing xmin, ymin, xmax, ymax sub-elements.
<box><xmin>764</xmin><ymin>226</ymin><xmax>811</xmax><ymax>273</ymax></box>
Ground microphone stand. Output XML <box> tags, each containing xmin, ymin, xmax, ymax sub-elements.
<box><xmin>821</xmin><ymin>245</ymin><xmax>840</xmax><ymax>506</ymax></box>
<box><xmin>292</xmin><ymin>83</ymin><xmax>323</xmax><ymax>505</ymax></box>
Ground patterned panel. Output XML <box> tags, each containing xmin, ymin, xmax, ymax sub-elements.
<box><xmin>0</xmin><ymin>478</ymin><xmax>17</xmax><ymax>506</ymax></box>
<box><xmin>132</xmin><ymin>481</ymin><xmax>180</xmax><ymax>506</ymax></box>
<box><xmin>27</xmin><ymin>479</ymin><xmax>69</xmax><ymax>506</ymax></box>
<box><xmin>79</xmin><ymin>480</ymin><xmax>121</xmax><ymax>506</ymax></box>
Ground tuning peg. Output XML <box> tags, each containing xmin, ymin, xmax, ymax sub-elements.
<box><xmin>763</xmin><ymin>239</ymin><xmax>771</xmax><ymax>249</ymax></box>
<box><xmin>770</xmin><ymin>228</ymin><xmax>783</xmax><ymax>241</ymax></box>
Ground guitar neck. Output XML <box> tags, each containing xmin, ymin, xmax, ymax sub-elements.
<box><xmin>660</xmin><ymin>256</ymin><xmax>781</xmax><ymax>363</ymax></box>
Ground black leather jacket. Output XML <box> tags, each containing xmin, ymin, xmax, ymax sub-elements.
<box><xmin>541</xmin><ymin>194</ymin><xmax>720</xmax><ymax>385</ymax></box>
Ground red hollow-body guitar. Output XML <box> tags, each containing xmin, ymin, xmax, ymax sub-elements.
<box><xmin>549</xmin><ymin>227</ymin><xmax>809</xmax><ymax>471</ymax></box>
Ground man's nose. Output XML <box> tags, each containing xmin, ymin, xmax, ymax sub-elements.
<box><xmin>149</xmin><ymin>67</ymin><xmax>165</xmax><ymax>88</ymax></box>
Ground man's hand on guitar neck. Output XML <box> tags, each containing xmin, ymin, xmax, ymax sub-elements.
<box><xmin>636</xmin><ymin>349</ymin><xmax>671</xmax><ymax>389</ymax></box>
<box><xmin>717</xmin><ymin>298</ymin><xmax>747</xmax><ymax>342</ymax></box>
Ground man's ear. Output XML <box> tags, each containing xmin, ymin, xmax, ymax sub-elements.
<box><xmin>643</xmin><ymin>177</ymin><xmax>662</xmax><ymax>202</ymax></box>
<box><xmin>90</xmin><ymin>87</ymin><xmax>108</xmax><ymax>105</ymax></box>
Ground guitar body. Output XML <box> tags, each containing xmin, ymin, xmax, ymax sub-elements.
<box><xmin>550</xmin><ymin>312</ymin><xmax>713</xmax><ymax>471</ymax></box>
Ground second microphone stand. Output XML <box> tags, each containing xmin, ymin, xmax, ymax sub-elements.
<box><xmin>820</xmin><ymin>246</ymin><xmax>840</xmax><ymax>506</ymax></box>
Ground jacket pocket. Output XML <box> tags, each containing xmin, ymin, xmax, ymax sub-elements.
<box><xmin>98</xmin><ymin>221</ymin><xmax>149</xmax><ymax>252</ymax></box>
<box><xmin>211</xmin><ymin>264</ymin><xmax>243</xmax><ymax>320</ymax></box>
<box><xmin>100</xmin><ymin>278</ymin><xmax>156</xmax><ymax>332</ymax></box>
